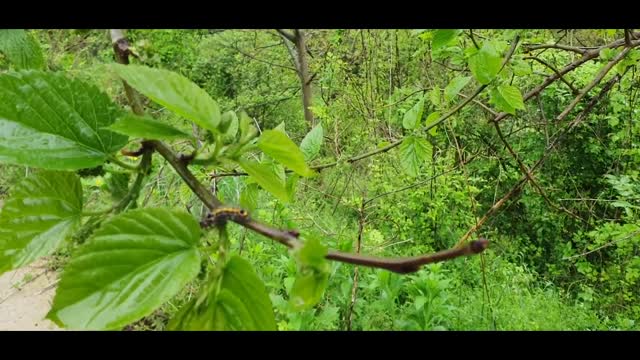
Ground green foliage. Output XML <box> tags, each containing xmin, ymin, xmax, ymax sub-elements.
<box><xmin>0</xmin><ymin>30</ymin><xmax>45</xmax><ymax>70</ymax></box>
<box><xmin>0</xmin><ymin>71</ymin><xmax>127</xmax><ymax>170</ymax></box>
<box><xmin>108</xmin><ymin>113</ymin><xmax>193</xmax><ymax>140</ymax></box>
<box><xmin>48</xmin><ymin>208</ymin><xmax>201</xmax><ymax>330</ymax></box>
<box><xmin>1</xmin><ymin>29</ymin><xmax>639</xmax><ymax>331</ymax></box>
<box><xmin>111</xmin><ymin>64</ymin><xmax>221</xmax><ymax>134</ymax></box>
<box><xmin>168</xmin><ymin>255</ymin><xmax>276</xmax><ymax>330</ymax></box>
<box><xmin>468</xmin><ymin>41</ymin><xmax>502</xmax><ymax>85</ymax></box>
<box><xmin>399</xmin><ymin>136</ymin><xmax>432</xmax><ymax>177</ymax></box>
<box><xmin>257</xmin><ymin>130</ymin><xmax>315</xmax><ymax>177</ymax></box>
<box><xmin>0</xmin><ymin>171</ymin><xmax>82</xmax><ymax>274</ymax></box>
<box><xmin>300</xmin><ymin>124</ymin><xmax>324</xmax><ymax>161</ymax></box>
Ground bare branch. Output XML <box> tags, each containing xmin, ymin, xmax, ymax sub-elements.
<box><xmin>110</xmin><ymin>29</ymin><xmax>144</xmax><ymax>115</ymax></box>
<box><xmin>524</xmin><ymin>56</ymin><xmax>580</xmax><ymax>95</ymax></box>
<box><xmin>276</xmin><ymin>29</ymin><xmax>296</xmax><ymax>43</ymax></box>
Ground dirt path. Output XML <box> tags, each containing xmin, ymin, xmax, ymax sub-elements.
<box><xmin>0</xmin><ymin>259</ymin><xmax>61</xmax><ymax>331</ymax></box>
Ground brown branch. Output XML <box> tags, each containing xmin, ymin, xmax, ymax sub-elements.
<box><xmin>146</xmin><ymin>140</ymin><xmax>223</xmax><ymax>210</ymax></box>
<box><xmin>494</xmin><ymin>34</ymin><xmax>639</xmax><ymax>124</ymax></box>
<box><xmin>276</xmin><ymin>29</ymin><xmax>296</xmax><ymax>43</ymax></box>
<box><xmin>147</xmin><ymin>138</ymin><xmax>488</xmax><ymax>273</ymax></box>
<box><xmin>523</xmin><ymin>43</ymin><xmax>589</xmax><ymax>55</ymax></box>
<box><xmin>555</xmin><ymin>44</ymin><xmax>635</xmax><ymax>122</ymax></box>
<box><xmin>625</xmin><ymin>29</ymin><xmax>632</xmax><ymax>47</ymax></box>
<box><xmin>110</xmin><ymin>29</ymin><xmax>144</xmax><ymax>115</ymax></box>
<box><xmin>456</xmin><ymin>68</ymin><xmax>624</xmax><ymax>246</ymax></box>
<box><xmin>524</xmin><ymin>56</ymin><xmax>580</xmax><ymax>95</ymax></box>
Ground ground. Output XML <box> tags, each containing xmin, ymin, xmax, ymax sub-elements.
<box><xmin>0</xmin><ymin>258</ymin><xmax>61</xmax><ymax>331</ymax></box>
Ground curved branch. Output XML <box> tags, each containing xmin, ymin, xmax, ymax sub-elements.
<box><xmin>524</xmin><ymin>56</ymin><xmax>580</xmax><ymax>95</ymax></box>
<box><xmin>149</xmin><ymin>139</ymin><xmax>487</xmax><ymax>273</ymax></box>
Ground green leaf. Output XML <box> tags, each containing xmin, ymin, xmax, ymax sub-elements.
<box><xmin>415</xmin><ymin>296</ymin><xmax>428</xmax><ymax>310</ymax></box>
<box><xmin>300</xmin><ymin>124</ymin><xmax>323</xmax><ymax>161</ymax></box>
<box><xmin>238</xmin><ymin>111</ymin><xmax>255</xmax><ymax>140</ymax></box>
<box><xmin>168</xmin><ymin>255</ymin><xmax>275</xmax><ymax>331</ymax></box>
<box><xmin>257</xmin><ymin>130</ymin><xmax>315</xmax><ymax>177</ymax></box>
<box><xmin>221</xmin><ymin>111</ymin><xmax>239</xmax><ymax>143</ymax></box>
<box><xmin>497</xmin><ymin>85</ymin><xmax>525</xmax><ymax>111</ymax></box>
<box><xmin>444</xmin><ymin>76</ymin><xmax>471</xmax><ymax>103</ymax></box>
<box><xmin>111</xmin><ymin>64</ymin><xmax>221</xmax><ymax>134</ymax></box>
<box><xmin>429</xmin><ymin>86</ymin><xmax>441</xmax><ymax>108</ymax></box>
<box><xmin>290</xmin><ymin>236</ymin><xmax>330</xmax><ymax>311</ymax></box>
<box><xmin>0</xmin><ymin>171</ymin><xmax>82</xmax><ymax>275</ymax></box>
<box><xmin>425</xmin><ymin>112</ymin><xmax>441</xmax><ymax>136</ymax></box>
<box><xmin>238</xmin><ymin>159</ymin><xmax>289</xmax><ymax>203</ymax></box>
<box><xmin>399</xmin><ymin>136</ymin><xmax>432</xmax><ymax>177</ymax></box>
<box><xmin>239</xmin><ymin>183</ymin><xmax>259</xmax><ymax>212</ymax></box>
<box><xmin>286</xmin><ymin>174</ymin><xmax>300</xmax><ymax>200</ymax></box>
<box><xmin>219</xmin><ymin>256</ymin><xmax>277</xmax><ymax>330</ymax></box>
<box><xmin>0</xmin><ymin>30</ymin><xmax>45</xmax><ymax>70</ymax></box>
<box><xmin>403</xmin><ymin>94</ymin><xmax>426</xmax><ymax>130</ymax></box>
<box><xmin>47</xmin><ymin>208</ymin><xmax>202</xmax><ymax>330</ymax></box>
<box><xmin>105</xmin><ymin>172</ymin><xmax>130</xmax><ymax>202</ymax></box>
<box><xmin>274</xmin><ymin>121</ymin><xmax>286</xmax><ymax>134</ymax></box>
<box><xmin>489</xmin><ymin>86</ymin><xmax>515</xmax><ymax>114</ymax></box>
<box><xmin>290</xmin><ymin>269</ymin><xmax>329</xmax><ymax>311</ymax></box>
<box><xmin>297</xmin><ymin>236</ymin><xmax>328</xmax><ymax>268</ymax></box>
<box><xmin>511</xmin><ymin>59</ymin><xmax>532</xmax><ymax>76</ymax></box>
<box><xmin>107</xmin><ymin>113</ymin><xmax>192</xmax><ymax>141</ymax></box>
<box><xmin>468</xmin><ymin>41</ymin><xmax>502</xmax><ymax>85</ymax></box>
<box><xmin>431</xmin><ymin>30</ymin><xmax>461</xmax><ymax>52</ymax></box>
<box><xmin>0</xmin><ymin>71</ymin><xmax>128</xmax><ymax>170</ymax></box>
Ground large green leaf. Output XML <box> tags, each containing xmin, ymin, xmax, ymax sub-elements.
<box><xmin>238</xmin><ymin>159</ymin><xmax>289</xmax><ymax>203</ymax></box>
<box><xmin>111</xmin><ymin>64</ymin><xmax>221</xmax><ymax>134</ymax></box>
<box><xmin>403</xmin><ymin>94</ymin><xmax>426</xmax><ymax>130</ymax></box>
<box><xmin>444</xmin><ymin>76</ymin><xmax>471</xmax><ymax>103</ymax></box>
<box><xmin>0</xmin><ymin>71</ymin><xmax>128</xmax><ymax>170</ymax></box>
<box><xmin>167</xmin><ymin>255</ymin><xmax>276</xmax><ymax>330</ymax></box>
<box><xmin>0</xmin><ymin>171</ymin><xmax>82</xmax><ymax>275</ymax></box>
<box><xmin>47</xmin><ymin>208</ymin><xmax>202</xmax><ymax>330</ymax></box>
<box><xmin>0</xmin><ymin>30</ymin><xmax>45</xmax><ymax>70</ymax></box>
<box><xmin>431</xmin><ymin>29</ymin><xmax>461</xmax><ymax>52</ymax></box>
<box><xmin>300</xmin><ymin>124</ymin><xmax>323</xmax><ymax>161</ymax></box>
<box><xmin>489</xmin><ymin>85</ymin><xmax>523</xmax><ymax>115</ymax></box>
<box><xmin>399</xmin><ymin>136</ymin><xmax>432</xmax><ymax>177</ymax></box>
<box><xmin>497</xmin><ymin>85</ymin><xmax>525</xmax><ymax>111</ymax></box>
<box><xmin>219</xmin><ymin>256</ymin><xmax>276</xmax><ymax>330</ymax></box>
<box><xmin>107</xmin><ymin>113</ymin><xmax>192</xmax><ymax>140</ymax></box>
<box><xmin>257</xmin><ymin>130</ymin><xmax>315</xmax><ymax>177</ymax></box>
<box><xmin>468</xmin><ymin>41</ymin><xmax>501</xmax><ymax>85</ymax></box>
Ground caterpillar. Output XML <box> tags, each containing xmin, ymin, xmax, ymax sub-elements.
<box><xmin>200</xmin><ymin>207</ymin><xmax>250</xmax><ymax>228</ymax></box>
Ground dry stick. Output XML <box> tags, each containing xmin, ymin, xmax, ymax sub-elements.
<box><xmin>524</xmin><ymin>56</ymin><xmax>580</xmax><ymax>95</ymax></box>
<box><xmin>456</xmin><ymin>70</ymin><xmax>625</xmax><ymax>247</ymax></box>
